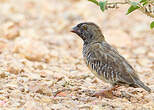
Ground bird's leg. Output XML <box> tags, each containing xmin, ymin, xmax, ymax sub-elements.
<box><xmin>94</xmin><ymin>85</ymin><xmax>119</xmax><ymax>98</ymax></box>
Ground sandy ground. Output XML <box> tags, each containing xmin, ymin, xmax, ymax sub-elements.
<box><xmin>0</xmin><ymin>0</ymin><xmax>154</xmax><ymax>109</ymax></box>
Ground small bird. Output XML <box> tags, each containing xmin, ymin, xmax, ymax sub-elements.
<box><xmin>71</xmin><ymin>22</ymin><xmax>151</xmax><ymax>96</ymax></box>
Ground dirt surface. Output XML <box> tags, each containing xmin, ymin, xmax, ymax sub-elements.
<box><xmin>0</xmin><ymin>0</ymin><xmax>154</xmax><ymax>110</ymax></box>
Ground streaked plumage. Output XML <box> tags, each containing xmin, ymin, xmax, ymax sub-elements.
<box><xmin>71</xmin><ymin>22</ymin><xmax>151</xmax><ymax>92</ymax></box>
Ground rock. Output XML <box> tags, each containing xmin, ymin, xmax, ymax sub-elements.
<box><xmin>13</xmin><ymin>37</ymin><xmax>50</xmax><ymax>62</ymax></box>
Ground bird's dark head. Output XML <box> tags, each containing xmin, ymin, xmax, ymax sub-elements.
<box><xmin>71</xmin><ymin>22</ymin><xmax>104</xmax><ymax>44</ymax></box>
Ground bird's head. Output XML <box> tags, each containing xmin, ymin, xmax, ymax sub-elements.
<box><xmin>71</xmin><ymin>22</ymin><xmax>104</xmax><ymax>44</ymax></box>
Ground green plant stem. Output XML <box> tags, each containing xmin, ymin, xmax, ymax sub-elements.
<box><xmin>106</xmin><ymin>0</ymin><xmax>154</xmax><ymax>18</ymax></box>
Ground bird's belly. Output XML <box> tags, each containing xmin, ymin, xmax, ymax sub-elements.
<box><xmin>87</xmin><ymin>63</ymin><xmax>111</xmax><ymax>83</ymax></box>
<box><xmin>84</xmin><ymin>59</ymin><xmax>117</xmax><ymax>84</ymax></box>
<box><xmin>91</xmin><ymin>68</ymin><xmax>108</xmax><ymax>82</ymax></box>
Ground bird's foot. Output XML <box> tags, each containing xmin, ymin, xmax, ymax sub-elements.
<box><xmin>93</xmin><ymin>85</ymin><xmax>119</xmax><ymax>98</ymax></box>
<box><xmin>94</xmin><ymin>89</ymin><xmax>113</xmax><ymax>98</ymax></box>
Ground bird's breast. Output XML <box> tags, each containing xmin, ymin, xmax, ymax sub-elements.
<box><xmin>83</xmin><ymin>53</ymin><xmax>110</xmax><ymax>83</ymax></box>
<box><xmin>82</xmin><ymin>46</ymin><xmax>119</xmax><ymax>84</ymax></box>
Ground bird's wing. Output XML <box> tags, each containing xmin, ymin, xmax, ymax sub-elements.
<box><xmin>86</xmin><ymin>42</ymin><xmax>139</xmax><ymax>84</ymax></box>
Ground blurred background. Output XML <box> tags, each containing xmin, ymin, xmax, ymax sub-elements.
<box><xmin>0</xmin><ymin>0</ymin><xmax>153</xmax><ymax>109</ymax></box>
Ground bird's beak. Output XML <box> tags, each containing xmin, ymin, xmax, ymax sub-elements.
<box><xmin>71</xmin><ymin>26</ymin><xmax>80</xmax><ymax>34</ymax></box>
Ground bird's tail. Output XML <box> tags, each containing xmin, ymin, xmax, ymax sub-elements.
<box><xmin>135</xmin><ymin>79</ymin><xmax>151</xmax><ymax>92</ymax></box>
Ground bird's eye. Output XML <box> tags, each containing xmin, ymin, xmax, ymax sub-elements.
<box><xmin>82</xmin><ymin>25</ymin><xmax>87</xmax><ymax>30</ymax></box>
